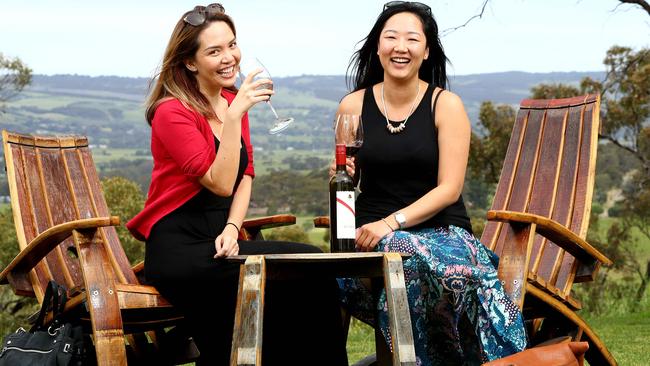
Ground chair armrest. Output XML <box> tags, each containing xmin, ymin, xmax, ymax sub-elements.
<box><xmin>242</xmin><ymin>214</ymin><xmax>296</xmax><ymax>230</ymax></box>
<box><xmin>313</xmin><ymin>216</ymin><xmax>330</xmax><ymax>228</ymax></box>
<box><xmin>132</xmin><ymin>261</ymin><xmax>147</xmax><ymax>284</ymax></box>
<box><xmin>486</xmin><ymin>210</ymin><xmax>612</xmax><ymax>266</ymax></box>
<box><xmin>0</xmin><ymin>216</ymin><xmax>120</xmax><ymax>284</ymax></box>
<box><xmin>241</xmin><ymin>214</ymin><xmax>296</xmax><ymax>240</ymax></box>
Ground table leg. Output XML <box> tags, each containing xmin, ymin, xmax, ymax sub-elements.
<box><xmin>383</xmin><ymin>252</ymin><xmax>417</xmax><ymax>366</ymax></box>
<box><xmin>230</xmin><ymin>255</ymin><xmax>266</xmax><ymax>366</ymax></box>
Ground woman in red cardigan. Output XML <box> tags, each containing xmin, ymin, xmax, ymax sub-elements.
<box><xmin>127</xmin><ymin>4</ymin><xmax>347</xmax><ymax>365</ymax></box>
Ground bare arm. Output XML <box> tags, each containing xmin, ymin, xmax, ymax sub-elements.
<box><xmin>200</xmin><ymin>71</ymin><xmax>271</xmax><ymax>196</ymax></box>
<box><xmin>214</xmin><ymin>174</ymin><xmax>253</xmax><ymax>257</ymax></box>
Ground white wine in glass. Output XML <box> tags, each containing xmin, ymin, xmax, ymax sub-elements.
<box><xmin>238</xmin><ymin>58</ymin><xmax>294</xmax><ymax>135</ymax></box>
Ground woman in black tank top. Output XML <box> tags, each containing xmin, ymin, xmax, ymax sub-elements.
<box><xmin>333</xmin><ymin>3</ymin><xmax>527</xmax><ymax>365</ymax></box>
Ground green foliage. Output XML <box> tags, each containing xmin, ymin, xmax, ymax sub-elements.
<box><xmin>529</xmin><ymin>83</ymin><xmax>581</xmax><ymax>99</ymax></box>
<box><xmin>0</xmin><ymin>208</ymin><xmax>39</xmax><ymax>338</ymax></box>
<box><xmin>263</xmin><ymin>225</ymin><xmax>311</xmax><ymax>244</ymax></box>
<box><xmin>0</xmin><ymin>53</ymin><xmax>32</xmax><ymax>107</ymax></box>
<box><xmin>582</xmin><ymin>46</ymin><xmax>650</xmax><ymax>179</ymax></box>
<box><xmin>101</xmin><ymin>176</ymin><xmax>145</xmax><ymax>264</ymax></box>
<box><xmin>0</xmin><ymin>207</ymin><xmax>18</xmax><ymax>270</ymax></box>
<box><xmin>251</xmin><ymin>168</ymin><xmax>329</xmax><ymax>215</ymax></box>
<box><xmin>468</xmin><ymin>101</ymin><xmax>516</xmax><ymax>187</ymax></box>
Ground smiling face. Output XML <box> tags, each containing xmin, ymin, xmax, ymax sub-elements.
<box><xmin>377</xmin><ymin>12</ymin><xmax>429</xmax><ymax>81</ymax></box>
<box><xmin>185</xmin><ymin>20</ymin><xmax>240</xmax><ymax>94</ymax></box>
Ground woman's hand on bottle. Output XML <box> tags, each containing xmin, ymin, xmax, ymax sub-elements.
<box><xmin>328</xmin><ymin>157</ymin><xmax>355</xmax><ymax>177</ymax></box>
<box><xmin>213</xmin><ymin>224</ymin><xmax>240</xmax><ymax>258</ymax></box>
<box><xmin>228</xmin><ymin>68</ymin><xmax>274</xmax><ymax>119</ymax></box>
<box><xmin>355</xmin><ymin>220</ymin><xmax>392</xmax><ymax>252</ymax></box>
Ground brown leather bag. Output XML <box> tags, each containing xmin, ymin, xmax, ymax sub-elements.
<box><xmin>482</xmin><ymin>342</ymin><xmax>589</xmax><ymax>366</ymax></box>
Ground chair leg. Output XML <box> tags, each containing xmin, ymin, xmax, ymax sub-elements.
<box><xmin>231</xmin><ymin>255</ymin><xmax>266</xmax><ymax>366</ymax></box>
<box><xmin>527</xmin><ymin>286</ymin><xmax>617</xmax><ymax>366</ymax></box>
<box><xmin>382</xmin><ymin>253</ymin><xmax>416</xmax><ymax>366</ymax></box>
<box><xmin>73</xmin><ymin>229</ymin><xmax>128</xmax><ymax>366</ymax></box>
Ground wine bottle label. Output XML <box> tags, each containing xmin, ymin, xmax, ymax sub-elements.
<box><xmin>335</xmin><ymin>191</ymin><xmax>355</xmax><ymax>239</ymax></box>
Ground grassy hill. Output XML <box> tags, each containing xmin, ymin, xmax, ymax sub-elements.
<box><xmin>0</xmin><ymin>71</ymin><xmax>603</xmax><ymax>153</ymax></box>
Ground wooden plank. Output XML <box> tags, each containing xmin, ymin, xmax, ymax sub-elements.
<box><xmin>3</xmin><ymin>140</ymin><xmax>37</xmax><ymax>295</ymax></box>
<box><xmin>562</xmin><ymin>100</ymin><xmax>600</xmax><ymax>285</ymax></box>
<box><xmin>497</xmin><ymin>223</ymin><xmax>536</xmax><ymax>309</ymax></box>
<box><xmin>39</xmin><ymin>147</ymin><xmax>78</xmax><ymax>290</ymax></box>
<box><xmin>78</xmin><ymin>147</ymin><xmax>135</xmax><ymax>284</ymax></box>
<box><xmin>231</xmin><ymin>256</ymin><xmax>266</xmax><ymax>366</ymax></box>
<box><xmin>535</xmin><ymin>103</ymin><xmax>583</xmax><ymax>283</ymax></box>
<box><xmin>527</xmin><ymin>108</ymin><xmax>567</xmax><ymax>282</ymax></box>
<box><xmin>23</xmin><ymin>144</ymin><xmax>55</xmax><ymax>300</ymax></box>
<box><xmin>494</xmin><ymin>108</ymin><xmax>545</xmax><ymax>256</ymax></box>
<box><xmin>73</xmin><ymin>228</ymin><xmax>127</xmax><ymax>366</ymax></box>
<box><xmin>383</xmin><ymin>253</ymin><xmax>416</xmax><ymax>366</ymax></box>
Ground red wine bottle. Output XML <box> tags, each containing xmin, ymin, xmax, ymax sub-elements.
<box><xmin>329</xmin><ymin>144</ymin><xmax>356</xmax><ymax>253</ymax></box>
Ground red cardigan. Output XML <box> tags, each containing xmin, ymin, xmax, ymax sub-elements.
<box><xmin>127</xmin><ymin>89</ymin><xmax>255</xmax><ymax>241</ymax></box>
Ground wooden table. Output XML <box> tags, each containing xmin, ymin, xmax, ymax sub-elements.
<box><xmin>228</xmin><ymin>252</ymin><xmax>416</xmax><ymax>366</ymax></box>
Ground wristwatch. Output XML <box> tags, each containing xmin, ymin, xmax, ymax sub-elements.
<box><xmin>394</xmin><ymin>212</ymin><xmax>407</xmax><ymax>229</ymax></box>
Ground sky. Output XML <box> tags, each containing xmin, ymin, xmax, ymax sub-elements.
<box><xmin>1</xmin><ymin>0</ymin><xmax>648</xmax><ymax>78</ymax></box>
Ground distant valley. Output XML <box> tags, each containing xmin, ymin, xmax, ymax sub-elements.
<box><xmin>0</xmin><ymin>71</ymin><xmax>604</xmax><ymax>154</ymax></box>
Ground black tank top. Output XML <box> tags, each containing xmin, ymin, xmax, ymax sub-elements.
<box><xmin>356</xmin><ymin>84</ymin><xmax>473</xmax><ymax>233</ymax></box>
<box><xmin>176</xmin><ymin>136</ymin><xmax>248</xmax><ymax>213</ymax></box>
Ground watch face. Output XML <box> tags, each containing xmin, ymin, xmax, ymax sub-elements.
<box><xmin>395</xmin><ymin>213</ymin><xmax>406</xmax><ymax>228</ymax></box>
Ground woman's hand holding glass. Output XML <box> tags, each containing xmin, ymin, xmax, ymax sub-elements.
<box><xmin>229</xmin><ymin>68</ymin><xmax>274</xmax><ymax>119</ymax></box>
<box><xmin>238</xmin><ymin>58</ymin><xmax>294</xmax><ymax>134</ymax></box>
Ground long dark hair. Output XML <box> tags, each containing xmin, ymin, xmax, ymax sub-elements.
<box><xmin>145</xmin><ymin>10</ymin><xmax>236</xmax><ymax>124</ymax></box>
<box><xmin>347</xmin><ymin>3</ymin><xmax>449</xmax><ymax>92</ymax></box>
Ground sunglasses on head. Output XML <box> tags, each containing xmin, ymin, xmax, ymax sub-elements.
<box><xmin>383</xmin><ymin>1</ymin><xmax>432</xmax><ymax>15</ymax></box>
<box><xmin>183</xmin><ymin>3</ymin><xmax>225</xmax><ymax>26</ymax></box>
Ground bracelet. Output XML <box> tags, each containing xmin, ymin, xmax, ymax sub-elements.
<box><xmin>226</xmin><ymin>222</ymin><xmax>240</xmax><ymax>232</ymax></box>
<box><xmin>380</xmin><ymin>218</ymin><xmax>395</xmax><ymax>232</ymax></box>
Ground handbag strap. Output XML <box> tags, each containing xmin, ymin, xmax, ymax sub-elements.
<box><xmin>30</xmin><ymin>280</ymin><xmax>68</xmax><ymax>332</ymax></box>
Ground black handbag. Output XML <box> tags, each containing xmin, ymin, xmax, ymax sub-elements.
<box><xmin>0</xmin><ymin>281</ymin><xmax>91</xmax><ymax>366</ymax></box>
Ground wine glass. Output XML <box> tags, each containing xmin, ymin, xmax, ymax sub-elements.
<box><xmin>238</xmin><ymin>58</ymin><xmax>294</xmax><ymax>135</ymax></box>
<box><xmin>334</xmin><ymin>114</ymin><xmax>363</xmax><ymax>157</ymax></box>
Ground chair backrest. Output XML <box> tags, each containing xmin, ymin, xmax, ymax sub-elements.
<box><xmin>3</xmin><ymin>131</ymin><xmax>137</xmax><ymax>302</ymax></box>
<box><xmin>479</xmin><ymin>95</ymin><xmax>600</xmax><ymax>299</ymax></box>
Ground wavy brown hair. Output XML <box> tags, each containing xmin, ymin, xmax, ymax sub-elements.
<box><xmin>145</xmin><ymin>10</ymin><xmax>236</xmax><ymax>124</ymax></box>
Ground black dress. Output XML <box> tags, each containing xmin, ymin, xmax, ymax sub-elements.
<box><xmin>145</xmin><ymin>137</ymin><xmax>347</xmax><ymax>366</ymax></box>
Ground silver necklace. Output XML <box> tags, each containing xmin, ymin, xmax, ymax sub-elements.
<box><xmin>381</xmin><ymin>82</ymin><xmax>421</xmax><ymax>134</ymax></box>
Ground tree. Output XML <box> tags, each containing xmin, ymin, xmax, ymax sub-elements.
<box><xmin>101</xmin><ymin>176</ymin><xmax>146</xmax><ymax>264</ymax></box>
<box><xmin>468</xmin><ymin>44</ymin><xmax>650</xmax><ymax>312</ymax></box>
<box><xmin>0</xmin><ymin>53</ymin><xmax>32</xmax><ymax>110</ymax></box>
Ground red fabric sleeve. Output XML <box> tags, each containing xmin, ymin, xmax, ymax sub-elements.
<box><xmin>152</xmin><ymin>100</ymin><xmax>215</xmax><ymax>178</ymax></box>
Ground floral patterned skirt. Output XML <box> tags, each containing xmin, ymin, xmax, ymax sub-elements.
<box><xmin>338</xmin><ymin>226</ymin><xmax>527</xmax><ymax>366</ymax></box>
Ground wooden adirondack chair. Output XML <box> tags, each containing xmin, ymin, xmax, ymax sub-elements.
<box><xmin>0</xmin><ymin>130</ymin><xmax>295</xmax><ymax>365</ymax></box>
<box><xmin>315</xmin><ymin>94</ymin><xmax>616</xmax><ymax>366</ymax></box>
<box><xmin>480</xmin><ymin>94</ymin><xmax>616</xmax><ymax>366</ymax></box>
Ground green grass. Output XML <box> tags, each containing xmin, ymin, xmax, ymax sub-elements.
<box><xmin>584</xmin><ymin>311</ymin><xmax>650</xmax><ymax>366</ymax></box>
<box><xmin>344</xmin><ymin>310</ymin><xmax>650</xmax><ymax>365</ymax></box>
<box><xmin>347</xmin><ymin>319</ymin><xmax>375</xmax><ymax>364</ymax></box>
